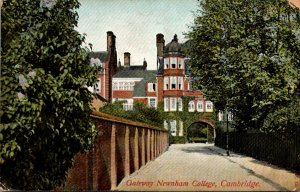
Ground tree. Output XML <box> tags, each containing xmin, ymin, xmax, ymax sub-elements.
<box><xmin>0</xmin><ymin>0</ymin><xmax>97</xmax><ymax>189</ymax></box>
<box><xmin>188</xmin><ymin>0</ymin><xmax>300</xmax><ymax>131</ymax></box>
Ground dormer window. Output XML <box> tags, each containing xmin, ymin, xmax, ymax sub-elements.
<box><xmin>148</xmin><ymin>83</ymin><xmax>156</xmax><ymax>92</ymax></box>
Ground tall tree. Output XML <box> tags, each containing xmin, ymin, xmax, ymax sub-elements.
<box><xmin>188</xmin><ymin>0</ymin><xmax>300</xmax><ymax>130</ymax></box>
<box><xmin>1</xmin><ymin>0</ymin><xmax>97</xmax><ymax>189</ymax></box>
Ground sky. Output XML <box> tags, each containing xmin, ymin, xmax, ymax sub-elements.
<box><xmin>76</xmin><ymin>0</ymin><xmax>199</xmax><ymax>70</ymax></box>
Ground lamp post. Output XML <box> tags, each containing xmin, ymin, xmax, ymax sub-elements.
<box><xmin>219</xmin><ymin>110</ymin><xmax>230</xmax><ymax>156</ymax></box>
<box><xmin>226</xmin><ymin>110</ymin><xmax>230</xmax><ymax>156</ymax></box>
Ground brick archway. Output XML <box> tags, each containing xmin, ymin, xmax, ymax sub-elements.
<box><xmin>194</xmin><ymin>118</ymin><xmax>216</xmax><ymax>129</ymax></box>
<box><xmin>186</xmin><ymin>118</ymin><xmax>216</xmax><ymax>143</ymax></box>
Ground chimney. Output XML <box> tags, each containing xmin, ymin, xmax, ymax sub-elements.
<box><xmin>107</xmin><ymin>31</ymin><xmax>116</xmax><ymax>51</ymax></box>
<box><xmin>156</xmin><ymin>33</ymin><xmax>165</xmax><ymax>58</ymax></box>
<box><xmin>143</xmin><ymin>58</ymin><xmax>147</xmax><ymax>70</ymax></box>
<box><xmin>124</xmin><ymin>52</ymin><xmax>130</xmax><ymax>68</ymax></box>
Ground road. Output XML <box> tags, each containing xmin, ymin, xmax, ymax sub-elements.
<box><xmin>116</xmin><ymin>143</ymin><xmax>300</xmax><ymax>191</ymax></box>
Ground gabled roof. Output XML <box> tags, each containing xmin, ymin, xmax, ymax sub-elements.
<box><xmin>90</xmin><ymin>51</ymin><xmax>108</xmax><ymax>62</ymax></box>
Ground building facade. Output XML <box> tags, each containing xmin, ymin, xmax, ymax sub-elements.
<box><xmin>89</xmin><ymin>32</ymin><xmax>213</xmax><ymax>140</ymax></box>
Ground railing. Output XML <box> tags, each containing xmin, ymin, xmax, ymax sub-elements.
<box><xmin>215</xmin><ymin>131</ymin><xmax>300</xmax><ymax>172</ymax></box>
<box><xmin>63</xmin><ymin>111</ymin><xmax>169</xmax><ymax>191</ymax></box>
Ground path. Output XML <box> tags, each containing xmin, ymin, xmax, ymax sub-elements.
<box><xmin>116</xmin><ymin>143</ymin><xmax>300</xmax><ymax>191</ymax></box>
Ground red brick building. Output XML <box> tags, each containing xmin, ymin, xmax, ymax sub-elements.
<box><xmin>111</xmin><ymin>34</ymin><xmax>213</xmax><ymax>113</ymax></box>
<box><xmin>89</xmin><ymin>32</ymin><xmax>213</xmax><ymax>138</ymax></box>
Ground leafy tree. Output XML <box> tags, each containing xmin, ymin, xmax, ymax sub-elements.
<box><xmin>188</xmin><ymin>0</ymin><xmax>300</xmax><ymax>131</ymax></box>
<box><xmin>1</xmin><ymin>0</ymin><xmax>97</xmax><ymax>189</ymax></box>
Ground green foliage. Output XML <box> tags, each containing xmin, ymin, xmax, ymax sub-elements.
<box><xmin>99</xmin><ymin>101</ymin><xmax>165</xmax><ymax>128</ymax></box>
<box><xmin>188</xmin><ymin>0</ymin><xmax>300</xmax><ymax>131</ymax></box>
<box><xmin>1</xmin><ymin>0</ymin><xmax>97</xmax><ymax>190</ymax></box>
<box><xmin>262</xmin><ymin>92</ymin><xmax>300</xmax><ymax>138</ymax></box>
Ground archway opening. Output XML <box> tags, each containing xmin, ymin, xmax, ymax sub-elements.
<box><xmin>186</xmin><ymin>121</ymin><xmax>215</xmax><ymax>143</ymax></box>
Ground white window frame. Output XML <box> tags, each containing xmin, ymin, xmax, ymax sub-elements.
<box><xmin>130</xmin><ymin>82</ymin><xmax>135</xmax><ymax>90</ymax></box>
<box><xmin>218</xmin><ymin>110</ymin><xmax>224</xmax><ymax>121</ymax></box>
<box><xmin>170</xmin><ymin>97</ymin><xmax>177</xmax><ymax>111</ymax></box>
<box><xmin>171</xmin><ymin>76</ymin><xmax>177</xmax><ymax>90</ymax></box>
<box><xmin>164</xmin><ymin>58</ymin><xmax>169</xmax><ymax>69</ymax></box>
<box><xmin>170</xmin><ymin>120</ymin><xmax>177</xmax><ymax>136</ymax></box>
<box><xmin>205</xmin><ymin>101</ymin><xmax>213</xmax><ymax>112</ymax></box>
<box><xmin>112</xmin><ymin>82</ymin><xmax>118</xmax><ymax>90</ymax></box>
<box><xmin>164</xmin><ymin>120</ymin><xmax>169</xmax><ymax>130</ymax></box>
<box><xmin>178</xmin><ymin>97</ymin><xmax>183</xmax><ymax>111</ymax></box>
<box><xmin>148</xmin><ymin>83</ymin><xmax>156</xmax><ymax>92</ymax></box>
<box><xmin>179</xmin><ymin>121</ymin><xmax>183</xmax><ymax>136</ymax></box>
<box><xmin>197</xmin><ymin>101</ymin><xmax>204</xmax><ymax>112</ymax></box>
<box><xmin>178</xmin><ymin>58</ymin><xmax>183</xmax><ymax>69</ymax></box>
<box><xmin>188</xmin><ymin>101</ymin><xmax>195</xmax><ymax>112</ymax></box>
<box><xmin>94</xmin><ymin>79</ymin><xmax>100</xmax><ymax>93</ymax></box>
<box><xmin>164</xmin><ymin>97</ymin><xmax>169</xmax><ymax>112</ymax></box>
<box><xmin>164</xmin><ymin>77</ymin><xmax>169</xmax><ymax>90</ymax></box>
<box><xmin>178</xmin><ymin>76</ymin><xmax>183</xmax><ymax>90</ymax></box>
<box><xmin>171</xmin><ymin>57</ymin><xmax>177</xmax><ymax>69</ymax></box>
<box><xmin>119</xmin><ymin>82</ymin><xmax>124</xmax><ymax>90</ymax></box>
<box><xmin>148</xmin><ymin>97</ymin><xmax>157</xmax><ymax>108</ymax></box>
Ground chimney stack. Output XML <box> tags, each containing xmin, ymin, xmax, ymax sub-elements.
<box><xmin>124</xmin><ymin>52</ymin><xmax>130</xmax><ymax>68</ymax></box>
<box><xmin>156</xmin><ymin>33</ymin><xmax>165</xmax><ymax>58</ymax></box>
<box><xmin>107</xmin><ymin>31</ymin><xmax>116</xmax><ymax>52</ymax></box>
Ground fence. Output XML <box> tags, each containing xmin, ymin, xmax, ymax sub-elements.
<box><xmin>215</xmin><ymin>130</ymin><xmax>300</xmax><ymax>172</ymax></box>
<box><xmin>62</xmin><ymin>111</ymin><xmax>169</xmax><ymax>190</ymax></box>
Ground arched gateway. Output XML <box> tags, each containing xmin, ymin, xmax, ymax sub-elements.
<box><xmin>186</xmin><ymin>118</ymin><xmax>216</xmax><ymax>143</ymax></box>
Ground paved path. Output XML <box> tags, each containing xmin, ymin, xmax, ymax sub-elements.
<box><xmin>117</xmin><ymin>143</ymin><xmax>300</xmax><ymax>191</ymax></box>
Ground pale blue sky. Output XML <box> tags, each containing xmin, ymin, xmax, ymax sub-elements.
<box><xmin>77</xmin><ymin>0</ymin><xmax>198</xmax><ymax>70</ymax></box>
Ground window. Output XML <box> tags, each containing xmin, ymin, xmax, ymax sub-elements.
<box><xmin>179</xmin><ymin>121</ymin><xmax>183</xmax><ymax>136</ymax></box>
<box><xmin>188</xmin><ymin>101</ymin><xmax>195</xmax><ymax>112</ymax></box>
<box><xmin>148</xmin><ymin>83</ymin><xmax>156</xmax><ymax>92</ymax></box>
<box><xmin>228</xmin><ymin>111</ymin><xmax>233</xmax><ymax>121</ymax></box>
<box><xmin>178</xmin><ymin>98</ymin><xmax>182</xmax><ymax>111</ymax></box>
<box><xmin>178</xmin><ymin>58</ymin><xmax>183</xmax><ymax>69</ymax></box>
<box><xmin>218</xmin><ymin>111</ymin><xmax>224</xmax><ymax>121</ymax></box>
<box><xmin>112</xmin><ymin>82</ymin><xmax>118</xmax><ymax>90</ymax></box>
<box><xmin>171</xmin><ymin>57</ymin><xmax>177</xmax><ymax>69</ymax></box>
<box><xmin>164</xmin><ymin>58</ymin><xmax>169</xmax><ymax>69</ymax></box>
<box><xmin>149</xmin><ymin>98</ymin><xmax>156</xmax><ymax>108</ymax></box>
<box><xmin>123</xmin><ymin>103</ymin><xmax>133</xmax><ymax>111</ymax></box>
<box><xmin>170</xmin><ymin>120</ymin><xmax>176</xmax><ymax>136</ymax></box>
<box><xmin>171</xmin><ymin>76</ymin><xmax>176</xmax><ymax>90</ymax></box>
<box><xmin>119</xmin><ymin>82</ymin><xmax>124</xmax><ymax>90</ymax></box>
<box><xmin>197</xmin><ymin>101</ymin><xmax>204</xmax><ymax>112</ymax></box>
<box><xmin>164</xmin><ymin>97</ymin><xmax>169</xmax><ymax>111</ymax></box>
<box><xmin>130</xmin><ymin>82</ymin><xmax>135</xmax><ymax>90</ymax></box>
<box><xmin>205</xmin><ymin>101</ymin><xmax>213</xmax><ymax>112</ymax></box>
<box><xmin>170</xmin><ymin>97</ymin><xmax>177</xmax><ymax>111</ymax></box>
<box><xmin>164</xmin><ymin>77</ymin><xmax>169</xmax><ymax>90</ymax></box>
<box><xmin>164</xmin><ymin>120</ymin><xmax>169</xmax><ymax>130</ymax></box>
<box><xmin>124</xmin><ymin>82</ymin><xmax>129</xmax><ymax>90</ymax></box>
<box><xmin>178</xmin><ymin>77</ymin><xmax>183</xmax><ymax>90</ymax></box>
<box><xmin>94</xmin><ymin>79</ymin><xmax>100</xmax><ymax>93</ymax></box>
